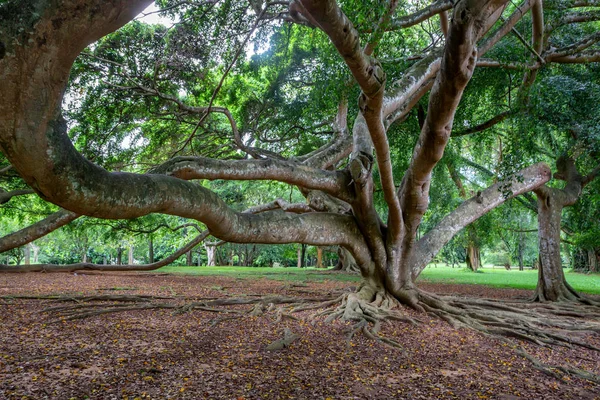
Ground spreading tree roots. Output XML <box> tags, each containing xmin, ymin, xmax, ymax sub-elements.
<box><xmin>4</xmin><ymin>284</ymin><xmax>600</xmax><ymax>383</ymax></box>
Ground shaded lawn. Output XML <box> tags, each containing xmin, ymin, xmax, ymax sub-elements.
<box><xmin>419</xmin><ymin>265</ymin><xmax>600</xmax><ymax>295</ymax></box>
<box><xmin>154</xmin><ymin>265</ymin><xmax>600</xmax><ymax>295</ymax></box>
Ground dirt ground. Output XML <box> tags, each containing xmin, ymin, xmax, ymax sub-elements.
<box><xmin>0</xmin><ymin>272</ymin><xmax>599</xmax><ymax>400</ymax></box>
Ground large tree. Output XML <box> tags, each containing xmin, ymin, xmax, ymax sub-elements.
<box><xmin>1</xmin><ymin>0</ymin><xmax>599</xmax><ymax>342</ymax></box>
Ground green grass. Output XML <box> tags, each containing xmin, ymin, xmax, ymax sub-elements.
<box><xmin>153</xmin><ymin>265</ymin><xmax>362</xmax><ymax>283</ymax></box>
<box><xmin>418</xmin><ymin>264</ymin><xmax>600</xmax><ymax>295</ymax></box>
<box><xmin>152</xmin><ymin>265</ymin><xmax>600</xmax><ymax>295</ymax></box>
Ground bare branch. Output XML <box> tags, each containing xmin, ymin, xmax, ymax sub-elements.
<box><xmin>389</xmin><ymin>0</ymin><xmax>453</xmax><ymax>30</ymax></box>
<box><xmin>364</xmin><ymin>0</ymin><xmax>401</xmax><ymax>56</ymax></box>
<box><xmin>452</xmin><ymin>111</ymin><xmax>512</xmax><ymax>137</ymax></box>
<box><xmin>0</xmin><ymin>188</ymin><xmax>34</xmax><ymax>204</ymax></box>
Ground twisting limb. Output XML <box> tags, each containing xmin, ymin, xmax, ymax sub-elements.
<box><xmin>391</xmin><ymin>0</ymin><xmax>508</xmax><ymax>295</ymax></box>
<box><xmin>0</xmin><ymin>209</ymin><xmax>80</xmax><ymax>253</ymax></box>
<box><xmin>411</xmin><ymin>162</ymin><xmax>551</xmax><ymax>278</ymax></box>
<box><xmin>479</xmin><ymin>0</ymin><xmax>535</xmax><ymax>56</ymax></box>
<box><xmin>151</xmin><ymin>156</ymin><xmax>355</xmax><ymax>203</ymax></box>
<box><xmin>0</xmin><ymin>230</ymin><xmax>210</xmax><ymax>273</ymax></box>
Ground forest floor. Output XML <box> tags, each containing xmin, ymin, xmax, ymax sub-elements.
<box><xmin>1</xmin><ymin>271</ymin><xmax>599</xmax><ymax>400</ymax></box>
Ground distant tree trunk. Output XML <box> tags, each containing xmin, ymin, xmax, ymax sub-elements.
<box><xmin>82</xmin><ymin>252</ymin><xmax>87</xmax><ymax>263</ymax></box>
<box><xmin>588</xmin><ymin>250</ymin><xmax>598</xmax><ymax>273</ymax></box>
<box><xmin>465</xmin><ymin>241</ymin><xmax>481</xmax><ymax>272</ymax></box>
<box><xmin>148</xmin><ymin>236</ymin><xmax>154</xmax><ymax>264</ymax></box>
<box><xmin>186</xmin><ymin>250</ymin><xmax>192</xmax><ymax>266</ymax></box>
<box><xmin>517</xmin><ymin>230</ymin><xmax>525</xmax><ymax>271</ymax></box>
<box><xmin>205</xmin><ymin>244</ymin><xmax>216</xmax><ymax>266</ymax></box>
<box><xmin>316</xmin><ymin>247</ymin><xmax>324</xmax><ymax>268</ymax></box>
<box><xmin>300</xmin><ymin>244</ymin><xmax>307</xmax><ymax>268</ymax></box>
<box><xmin>31</xmin><ymin>243</ymin><xmax>40</xmax><ymax>264</ymax></box>
<box><xmin>297</xmin><ymin>246</ymin><xmax>302</xmax><ymax>268</ymax></box>
<box><xmin>117</xmin><ymin>247</ymin><xmax>123</xmax><ymax>265</ymax></box>
<box><xmin>447</xmin><ymin>160</ymin><xmax>481</xmax><ymax>272</ymax></box>
<box><xmin>197</xmin><ymin>250</ymin><xmax>202</xmax><ymax>266</ymax></box>
<box><xmin>128</xmin><ymin>246</ymin><xmax>134</xmax><ymax>265</ymax></box>
<box><xmin>334</xmin><ymin>247</ymin><xmax>360</xmax><ymax>272</ymax></box>
<box><xmin>24</xmin><ymin>245</ymin><xmax>31</xmax><ymax>265</ymax></box>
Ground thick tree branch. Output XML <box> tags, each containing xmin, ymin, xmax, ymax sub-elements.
<box><xmin>411</xmin><ymin>162</ymin><xmax>552</xmax><ymax>278</ymax></box>
<box><xmin>479</xmin><ymin>0</ymin><xmax>535</xmax><ymax>56</ymax></box>
<box><xmin>392</xmin><ymin>0</ymin><xmax>509</xmax><ymax>291</ymax></box>
<box><xmin>0</xmin><ymin>0</ymin><xmax>373</xmax><ymax>270</ymax></box>
<box><xmin>0</xmin><ymin>210</ymin><xmax>80</xmax><ymax>253</ymax></box>
<box><xmin>0</xmin><ymin>230</ymin><xmax>210</xmax><ymax>273</ymax></box>
<box><xmin>151</xmin><ymin>156</ymin><xmax>355</xmax><ymax>203</ymax></box>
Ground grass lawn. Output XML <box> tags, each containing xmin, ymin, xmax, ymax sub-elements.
<box><xmin>154</xmin><ymin>264</ymin><xmax>600</xmax><ymax>295</ymax></box>
<box><xmin>154</xmin><ymin>265</ymin><xmax>362</xmax><ymax>283</ymax></box>
<box><xmin>419</xmin><ymin>264</ymin><xmax>600</xmax><ymax>295</ymax></box>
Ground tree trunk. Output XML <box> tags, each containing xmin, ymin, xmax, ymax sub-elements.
<box><xmin>148</xmin><ymin>236</ymin><xmax>154</xmax><ymax>264</ymax></box>
<box><xmin>334</xmin><ymin>247</ymin><xmax>360</xmax><ymax>272</ymax></box>
<box><xmin>588</xmin><ymin>249</ymin><xmax>598</xmax><ymax>273</ymax></box>
<box><xmin>117</xmin><ymin>248</ymin><xmax>123</xmax><ymax>265</ymax></box>
<box><xmin>205</xmin><ymin>244</ymin><xmax>216</xmax><ymax>267</ymax></box>
<box><xmin>24</xmin><ymin>245</ymin><xmax>31</xmax><ymax>265</ymax></box>
<box><xmin>465</xmin><ymin>241</ymin><xmax>481</xmax><ymax>272</ymax></box>
<box><xmin>316</xmin><ymin>247</ymin><xmax>324</xmax><ymax>268</ymax></box>
<box><xmin>517</xmin><ymin>230</ymin><xmax>525</xmax><ymax>271</ymax></box>
<box><xmin>31</xmin><ymin>243</ymin><xmax>40</xmax><ymax>264</ymax></box>
<box><xmin>532</xmin><ymin>188</ymin><xmax>580</xmax><ymax>302</ymax></box>
<box><xmin>186</xmin><ymin>250</ymin><xmax>192</xmax><ymax>266</ymax></box>
<box><xmin>128</xmin><ymin>246</ymin><xmax>134</xmax><ymax>265</ymax></box>
<box><xmin>300</xmin><ymin>244</ymin><xmax>307</xmax><ymax>268</ymax></box>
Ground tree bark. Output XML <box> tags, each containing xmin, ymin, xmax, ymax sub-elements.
<box><xmin>532</xmin><ymin>157</ymin><xmax>597</xmax><ymax>302</ymax></box>
<box><xmin>316</xmin><ymin>247</ymin><xmax>323</xmax><ymax>268</ymax></box>
<box><xmin>532</xmin><ymin>187</ymin><xmax>580</xmax><ymax>301</ymax></box>
<box><xmin>334</xmin><ymin>247</ymin><xmax>360</xmax><ymax>273</ymax></box>
<box><xmin>466</xmin><ymin>242</ymin><xmax>481</xmax><ymax>272</ymax></box>
<box><xmin>0</xmin><ymin>210</ymin><xmax>79</xmax><ymax>253</ymax></box>
<box><xmin>148</xmin><ymin>236</ymin><xmax>154</xmax><ymax>264</ymax></box>
<box><xmin>116</xmin><ymin>248</ymin><xmax>123</xmax><ymax>266</ymax></box>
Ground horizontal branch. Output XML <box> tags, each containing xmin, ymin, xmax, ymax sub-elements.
<box><xmin>0</xmin><ymin>209</ymin><xmax>80</xmax><ymax>253</ymax></box>
<box><xmin>452</xmin><ymin>110</ymin><xmax>512</xmax><ymax>137</ymax></box>
<box><xmin>0</xmin><ymin>231</ymin><xmax>209</xmax><ymax>273</ymax></box>
<box><xmin>411</xmin><ymin>162</ymin><xmax>552</xmax><ymax>279</ymax></box>
<box><xmin>389</xmin><ymin>0</ymin><xmax>453</xmax><ymax>30</ymax></box>
<box><xmin>0</xmin><ymin>188</ymin><xmax>34</xmax><ymax>204</ymax></box>
<box><xmin>152</xmin><ymin>156</ymin><xmax>354</xmax><ymax>202</ymax></box>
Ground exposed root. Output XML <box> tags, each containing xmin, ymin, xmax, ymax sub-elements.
<box><xmin>516</xmin><ymin>346</ymin><xmax>600</xmax><ymax>384</ymax></box>
<box><xmin>415</xmin><ymin>290</ymin><xmax>600</xmax><ymax>353</ymax></box>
